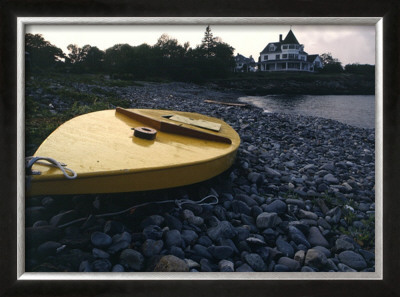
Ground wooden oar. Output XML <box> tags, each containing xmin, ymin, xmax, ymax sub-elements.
<box><xmin>115</xmin><ymin>107</ymin><xmax>232</xmax><ymax>144</ymax></box>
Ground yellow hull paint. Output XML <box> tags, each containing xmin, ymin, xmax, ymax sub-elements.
<box><xmin>27</xmin><ymin>109</ymin><xmax>240</xmax><ymax>196</ymax></box>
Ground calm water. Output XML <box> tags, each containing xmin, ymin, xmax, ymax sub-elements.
<box><xmin>238</xmin><ymin>94</ymin><xmax>375</xmax><ymax>129</ymax></box>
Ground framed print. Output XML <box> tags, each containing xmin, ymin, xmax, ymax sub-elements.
<box><xmin>0</xmin><ymin>1</ymin><xmax>399</xmax><ymax>296</ymax></box>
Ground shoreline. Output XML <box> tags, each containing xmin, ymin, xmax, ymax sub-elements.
<box><xmin>25</xmin><ymin>78</ymin><xmax>376</xmax><ymax>273</ymax></box>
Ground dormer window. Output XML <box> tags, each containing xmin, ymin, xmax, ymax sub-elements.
<box><xmin>269</xmin><ymin>44</ymin><xmax>276</xmax><ymax>51</ymax></box>
<box><xmin>282</xmin><ymin>45</ymin><xmax>288</xmax><ymax>50</ymax></box>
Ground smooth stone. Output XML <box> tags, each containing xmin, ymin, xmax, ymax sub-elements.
<box><xmin>170</xmin><ymin>246</ymin><xmax>185</xmax><ymax>259</ymax></box>
<box><xmin>335</xmin><ymin>238</ymin><xmax>355</xmax><ymax>252</ymax></box>
<box><xmin>193</xmin><ymin>244</ymin><xmax>213</xmax><ymax>260</ymax></box>
<box><xmin>142</xmin><ymin>225</ymin><xmax>163</xmax><ymax>240</ymax></box>
<box><xmin>338</xmin><ymin>251</ymin><xmax>367</xmax><ymax>271</ymax></box>
<box><xmin>219</xmin><ymin>259</ymin><xmax>234</xmax><ymax>272</ymax></box>
<box><xmin>188</xmin><ymin>216</ymin><xmax>204</xmax><ymax>226</ymax></box>
<box><xmin>181</xmin><ymin>229</ymin><xmax>198</xmax><ymax>245</ymax></box>
<box><xmin>142</xmin><ymin>239</ymin><xmax>164</xmax><ymax>257</ymax></box>
<box><xmin>264</xmin><ymin>167</ymin><xmax>281</xmax><ymax>178</ymax></box>
<box><xmin>274</xmin><ymin>264</ymin><xmax>291</xmax><ymax>272</ymax></box>
<box><xmin>307</xmin><ymin>227</ymin><xmax>330</xmax><ymax>248</ymax></box>
<box><xmin>112</xmin><ymin>231</ymin><xmax>132</xmax><ymax>244</ymax></box>
<box><xmin>294</xmin><ymin>250</ymin><xmax>306</xmax><ymax>265</ymax></box>
<box><xmin>313</xmin><ymin>245</ymin><xmax>331</xmax><ymax>258</ymax></box>
<box><xmin>264</xmin><ymin>200</ymin><xmax>287</xmax><ymax>214</ymax></box>
<box><xmin>277</xmin><ymin>257</ymin><xmax>300</xmax><ymax>271</ymax></box>
<box><xmin>185</xmin><ymin>259</ymin><xmax>200</xmax><ymax>269</ymax></box>
<box><xmin>286</xmin><ymin>199</ymin><xmax>306</xmax><ymax>209</ymax></box>
<box><xmin>92</xmin><ymin>259</ymin><xmax>112</xmax><ymax>272</ymax></box>
<box><xmin>256</xmin><ymin>212</ymin><xmax>279</xmax><ymax>229</ymax></box>
<box><xmin>37</xmin><ymin>241</ymin><xmax>62</xmax><ymax>257</ymax></box>
<box><xmin>120</xmin><ymin>249</ymin><xmax>145</xmax><ymax>271</ymax></box>
<box><xmin>140</xmin><ymin>215</ymin><xmax>164</xmax><ymax>228</ymax></box>
<box><xmin>92</xmin><ymin>248</ymin><xmax>110</xmax><ymax>259</ymax></box>
<box><xmin>305</xmin><ymin>248</ymin><xmax>328</xmax><ymax>269</ymax></box>
<box><xmin>288</xmin><ymin>226</ymin><xmax>311</xmax><ymax>248</ymax></box>
<box><xmin>154</xmin><ymin>255</ymin><xmax>189</xmax><ymax>272</ymax></box>
<box><xmin>276</xmin><ymin>238</ymin><xmax>294</xmax><ymax>258</ymax></box>
<box><xmin>91</xmin><ymin>232</ymin><xmax>112</xmax><ymax>248</ymax></box>
<box><xmin>244</xmin><ymin>253</ymin><xmax>267</xmax><ymax>272</ymax></box>
<box><xmin>231</xmin><ymin>200</ymin><xmax>252</xmax><ymax>216</ymax></box>
<box><xmin>112</xmin><ymin>264</ymin><xmax>125</xmax><ymax>272</ymax></box>
<box><xmin>323</xmin><ymin>173</ymin><xmax>339</xmax><ymax>184</ymax></box>
<box><xmin>164</xmin><ymin>214</ymin><xmax>183</xmax><ymax>231</ymax></box>
<box><xmin>165</xmin><ymin>229</ymin><xmax>182</xmax><ymax>248</ymax></box>
<box><xmin>236</xmin><ymin>263</ymin><xmax>254</xmax><ymax>272</ymax></box>
<box><xmin>338</xmin><ymin>263</ymin><xmax>357</xmax><ymax>272</ymax></box>
<box><xmin>197</xmin><ymin>236</ymin><xmax>212</xmax><ymax>247</ymax></box>
<box><xmin>104</xmin><ymin>220</ymin><xmax>125</xmax><ymax>235</ymax></box>
<box><xmin>236</xmin><ymin>193</ymin><xmax>258</xmax><ymax>207</ymax></box>
<box><xmin>298</xmin><ymin>209</ymin><xmax>319</xmax><ymax>220</ymax></box>
<box><xmin>207</xmin><ymin>221</ymin><xmax>237</xmax><ymax>241</ymax></box>
<box><xmin>208</xmin><ymin>245</ymin><xmax>234</xmax><ymax>260</ymax></box>
<box><xmin>107</xmin><ymin>240</ymin><xmax>130</xmax><ymax>254</ymax></box>
<box><xmin>79</xmin><ymin>260</ymin><xmax>92</xmax><ymax>272</ymax></box>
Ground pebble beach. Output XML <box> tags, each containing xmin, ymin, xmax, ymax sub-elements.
<box><xmin>25</xmin><ymin>80</ymin><xmax>376</xmax><ymax>273</ymax></box>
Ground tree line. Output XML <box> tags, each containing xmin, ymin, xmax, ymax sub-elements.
<box><xmin>25</xmin><ymin>26</ymin><xmax>235</xmax><ymax>82</ymax></box>
<box><xmin>25</xmin><ymin>26</ymin><xmax>375</xmax><ymax>82</ymax></box>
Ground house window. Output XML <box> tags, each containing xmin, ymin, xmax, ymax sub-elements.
<box><xmin>289</xmin><ymin>45</ymin><xmax>295</xmax><ymax>49</ymax></box>
<box><xmin>289</xmin><ymin>54</ymin><xmax>294</xmax><ymax>59</ymax></box>
<box><xmin>276</xmin><ymin>54</ymin><xmax>280</xmax><ymax>60</ymax></box>
<box><xmin>282</xmin><ymin>45</ymin><xmax>288</xmax><ymax>49</ymax></box>
<box><xmin>282</xmin><ymin>54</ymin><xmax>287</xmax><ymax>59</ymax></box>
<box><xmin>295</xmin><ymin>45</ymin><xmax>300</xmax><ymax>49</ymax></box>
<box><xmin>264</xmin><ymin>55</ymin><xmax>268</xmax><ymax>61</ymax></box>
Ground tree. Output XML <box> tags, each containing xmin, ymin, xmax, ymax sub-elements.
<box><xmin>200</xmin><ymin>25</ymin><xmax>218</xmax><ymax>58</ymax></box>
<box><xmin>25</xmin><ymin>33</ymin><xmax>66</xmax><ymax>71</ymax></box>
<box><xmin>320</xmin><ymin>52</ymin><xmax>343</xmax><ymax>73</ymax></box>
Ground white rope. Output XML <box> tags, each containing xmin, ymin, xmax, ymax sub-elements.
<box><xmin>57</xmin><ymin>195</ymin><xmax>219</xmax><ymax>229</ymax></box>
<box><xmin>25</xmin><ymin>156</ymin><xmax>77</xmax><ymax>179</ymax></box>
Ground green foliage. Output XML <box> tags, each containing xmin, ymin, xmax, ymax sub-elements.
<box><xmin>25</xmin><ymin>33</ymin><xmax>66</xmax><ymax>72</ymax></box>
<box><xmin>344</xmin><ymin>63</ymin><xmax>375</xmax><ymax>75</ymax></box>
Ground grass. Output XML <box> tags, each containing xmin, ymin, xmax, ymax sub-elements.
<box><xmin>25</xmin><ymin>73</ymin><xmax>136</xmax><ymax>155</ymax></box>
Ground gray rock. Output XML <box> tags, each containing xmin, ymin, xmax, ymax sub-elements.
<box><xmin>288</xmin><ymin>226</ymin><xmax>311</xmax><ymax>248</ymax></box>
<box><xmin>323</xmin><ymin>173</ymin><xmax>339</xmax><ymax>184</ymax></box>
<box><xmin>338</xmin><ymin>251</ymin><xmax>367</xmax><ymax>271</ymax></box>
<box><xmin>79</xmin><ymin>260</ymin><xmax>92</xmax><ymax>272</ymax></box>
<box><xmin>208</xmin><ymin>245</ymin><xmax>234</xmax><ymax>260</ymax></box>
<box><xmin>91</xmin><ymin>232</ymin><xmax>112</xmax><ymax>248</ymax></box>
<box><xmin>264</xmin><ymin>167</ymin><xmax>282</xmax><ymax>178</ymax></box>
<box><xmin>164</xmin><ymin>214</ymin><xmax>182</xmax><ymax>231</ymax></box>
<box><xmin>92</xmin><ymin>248</ymin><xmax>110</xmax><ymax>259</ymax></box>
<box><xmin>294</xmin><ymin>250</ymin><xmax>306</xmax><ymax>265</ymax></box>
<box><xmin>276</xmin><ymin>238</ymin><xmax>294</xmax><ymax>258</ymax></box>
<box><xmin>37</xmin><ymin>241</ymin><xmax>62</xmax><ymax>257</ymax></box>
<box><xmin>286</xmin><ymin>198</ymin><xmax>306</xmax><ymax>209</ymax></box>
<box><xmin>308</xmin><ymin>226</ymin><xmax>330</xmax><ymax>248</ymax></box>
<box><xmin>278</xmin><ymin>257</ymin><xmax>301</xmax><ymax>271</ymax></box>
<box><xmin>219</xmin><ymin>259</ymin><xmax>234</xmax><ymax>272</ymax></box>
<box><xmin>92</xmin><ymin>259</ymin><xmax>112</xmax><ymax>272</ymax></box>
<box><xmin>188</xmin><ymin>216</ymin><xmax>204</xmax><ymax>226</ymax></box>
<box><xmin>231</xmin><ymin>200</ymin><xmax>252</xmax><ymax>216</ymax></box>
<box><xmin>140</xmin><ymin>215</ymin><xmax>164</xmax><ymax>228</ymax></box>
<box><xmin>335</xmin><ymin>238</ymin><xmax>355</xmax><ymax>252</ymax></box>
<box><xmin>207</xmin><ymin>221</ymin><xmax>237</xmax><ymax>241</ymax></box>
<box><xmin>120</xmin><ymin>249</ymin><xmax>145</xmax><ymax>271</ymax></box>
<box><xmin>143</xmin><ymin>225</ymin><xmax>163</xmax><ymax>240</ymax></box>
<box><xmin>313</xmin><ymin>246</ymin><xmax>331</xmax><ymax>258</ymax></box>
<box><xmin>338</xmin><ymin>263</ymin><xmax>357</xmax><ymax>272</ymax></box>
<box><xmin>256</xmin><ymin>212</ymin><xmax>279</xmax><ymax>229</ymax></box>
<box><xmin>142</xmin><ymin>239</ymin><xmax>164</xmax><ymax>257</ymax></box>
<box><xmin>244</xmin><ymin>253</ymin><xmax>267</xmax><ymax>272</ymax></box>
<box><xmin>165</xmin><ymin>229</ymin><xmax>182</xmax><ymax>248</ymax></box>
<box><xmin>181</xmin><ymin>229</ymin><xmax>198</xmax><ymax>245</ymax></box>
<box><xmin>154</xmin><ymin>255</ymin><xmax>189</xmax><ymax>272</ymax></box>
<box><xmin>236</xmin><ymin>263</ymin><xmax>254</xmax><ymax>272</ymax></box>
<box><xmin>112</xmin><ymin>264</ymin><xmax>125</xmax><ymax>272</ymax></box>
<box><xmin>107</xmin><ymin>240</ymin><xmax>130</xmax><ymax>254</ymax></box>
<box><xmin>305</xmin><ymin>248</ymin><xmax>328</xmax><ymax>269</ymax></box>
<box><xmin>264</xmin><ymin>200</ymin><xmax>287</xmax><ymax>214</ymax></box>
<box><xmin>298</xmin><ymin>209</ymin><xmax>319</xmax><ymax>220</ymax></box>
<box><xmin>112</xmin><ymin>231</ymin><xmax>132</xmax><ymax>244</ymax></box>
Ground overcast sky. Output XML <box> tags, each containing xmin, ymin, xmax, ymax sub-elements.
<box><xmin>26</xmin><ymin>24</ymin><xmax>376</xmax><ymax>65</ymax></box>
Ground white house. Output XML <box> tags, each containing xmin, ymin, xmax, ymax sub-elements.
<box><xmin>259</xmin><ymin>30</ymin><xmax>323</xmax><ymax>72</ymax></box>
<box><xmin>234</xmin><ymin>53</ymin><xmax>257</xmax><ymax>72</ymax></box>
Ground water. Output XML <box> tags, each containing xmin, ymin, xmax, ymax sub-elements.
<box><xmin>238</xmin><ymin>94</ymin><xmax>375</xmax><ymax>129</ymax></box>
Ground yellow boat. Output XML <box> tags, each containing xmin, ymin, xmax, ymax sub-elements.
<box><xmin>26</xmin><ymin>108</ymin><xmax>240</xmax><ymax>196</ymax></box>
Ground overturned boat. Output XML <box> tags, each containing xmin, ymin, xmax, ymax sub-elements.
<box><xmin>26</xmin><ymin>108</ymin><xmax>240</xmax><ymax>196</ymax></box>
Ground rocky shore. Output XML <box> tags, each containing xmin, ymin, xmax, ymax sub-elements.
<box><xmin>25</xmin><ymin>79</ymin><xmax>375</xmax><ymax>273</ymax></box>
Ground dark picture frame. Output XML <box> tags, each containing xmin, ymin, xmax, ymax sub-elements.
<box><xmin>1</xmin><ymin>0</ymin><xmax>399</xmax><ymax>296</ymax></box>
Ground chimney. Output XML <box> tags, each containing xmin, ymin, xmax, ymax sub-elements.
<box><xmin>279</xmin><ymin>34</ymin><xmax>283</xmax><ymax>42</ymax></box>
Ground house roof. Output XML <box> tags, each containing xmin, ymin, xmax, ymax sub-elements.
<box><xmin>307</xmin><ymin>54</ymin><xmax>319</xmax><ymax>62</ymax></box>
<box><xmin>281</xmin><ymin>30</ymin><xmax>300</xmax><ymax>45</ymax></box>
<box><xmin>235</xmin><ymin>53</ymin><xmax>255</xmax><ymax>64</ymax></box>
<box><xmin>260</xmin><ymin>30</ymin><xmax>301</xmax><ymax>54</ymax></box>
